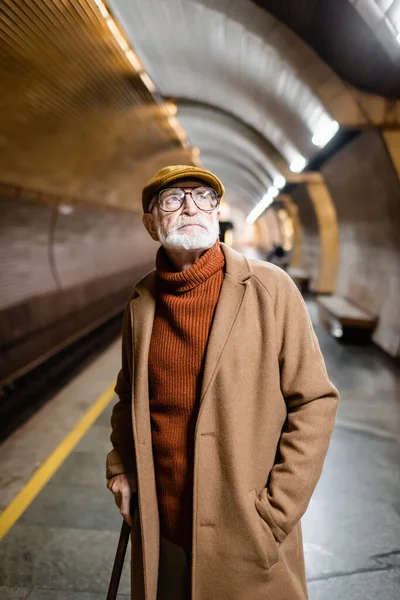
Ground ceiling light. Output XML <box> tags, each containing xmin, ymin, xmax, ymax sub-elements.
<box><xmin>163</xmin><ymin>101</ymin><xmax>177</xmax><ymax>117</ymax></box>
<box><xmin>125</xmin><ymin>50</ymin><xmax>142</xmax><ymax>72</ymax></box>
<box><xmin>273</xmin><ymin>175</ymin><xmax>286</xmax><ymax>190</ymax></box>
<box><xmin>246</xmin><ymin>188</ymin><xmax>278</xmax><ymax>224</ymax></box>
<box><xmin>312</xmin><ymin>119</ymin><xmax>339</xmax><ymax>148</ymax></box>
<box><xmin>168</xmin><ymin>116</ymin><xmax>178</xmax><ymax>129</ymax></box>
<box><xmin>269</xmin><ymin>186</ymin><xmax>279</xmax><ymax>198</ymax></box>
<box><xmin>93</xmin><ymin>0</ymin><xmax>109</xmax><ymax>19</ymax></box>
<box><xmin>58</xmin><ymin>204</ymin><xmax>74</xmax><ymax>216</ymax></box>
<box><xmin>290</xmin><ymin>156</ymin><xmax>307</xmax><ymax>173</ymax></box>
<box><xmin>397</xmin><ymin>32</ymin><xmax>400</xmax><ymax>44</ymax></box>
<box><xmin>106</xmin><ymin>18</ymin><xmax>129</xmax><ymax>51</ymax></box>
<box><xmin>246</xmin><ymin>198</ymin><xmax>270</xmax><ymax>224</ymax></box>
<box><xmin>140</xmin><ymin>72</ymin><xmax>156</xmax><ymax>93</ymax></box>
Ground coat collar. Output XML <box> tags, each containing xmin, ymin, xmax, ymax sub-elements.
<box><xmin>220</xmin><ymin>242</ymin><xmax>253</xmax><ymax>283</ymax></box>
<box><xmin>133</xmin><ymin>242</ymin><xmax>253</xmax><ymax>299</ymax></box>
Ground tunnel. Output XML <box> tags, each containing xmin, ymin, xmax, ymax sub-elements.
<box><xmin>0</xmin><ymin>1</ymin><xmax>400</xmax><ymax>599</ymax></box>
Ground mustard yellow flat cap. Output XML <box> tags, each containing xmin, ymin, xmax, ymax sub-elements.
<box><xmin>142</xmin><ymin>165</ymin><xmax>225</xmax><ymax>212</ymax></box>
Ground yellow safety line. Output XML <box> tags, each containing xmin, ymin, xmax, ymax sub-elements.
<box><xmin>0</xmin><ymin>382</ymin><xmax>115</xmax><ymax>540</ymax></box>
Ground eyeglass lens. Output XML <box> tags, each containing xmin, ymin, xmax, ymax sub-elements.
<box><xmin>159</xmin><ymin>187</ymin><xmax>218</xmax><ymax>211</ymax></box>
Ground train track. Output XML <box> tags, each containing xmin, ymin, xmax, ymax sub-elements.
<box><xmin>0</xmin><ymin>312</ymin><xmax>123</xmax><ymax>443</ymax></box>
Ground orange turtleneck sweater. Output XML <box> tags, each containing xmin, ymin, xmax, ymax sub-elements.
<box><xmin>148</xmin><ymin>240</ymin><xmax>225</xmax><ymax>552</ymax></box>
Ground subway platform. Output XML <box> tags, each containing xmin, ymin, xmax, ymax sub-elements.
<box><xmin>0</xmin><ymin>300</ymin><xmax>399</xmax><ymax>600</ymax></box>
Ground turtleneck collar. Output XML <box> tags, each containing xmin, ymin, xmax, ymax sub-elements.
<box><xmin>156</xmin><ymin>240</ymin><xmax>225</xmax><ymax>294</ymax></box>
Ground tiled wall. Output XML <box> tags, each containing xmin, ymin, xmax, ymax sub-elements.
<box><xmin>291</xmin><ymin>184</ymin><xmax>321</xmax><ymax>286</ymax></box>
<box><xmin>322</xmin><ymin>130</ymin><xmax>400</xmax><ymax>357</ymax></box>
<box><xmin>0</xmin><ymin>194</ymin><xmax>157</xmax><ymax>383</ymax></box>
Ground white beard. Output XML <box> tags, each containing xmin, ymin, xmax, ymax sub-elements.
<box><xmin>155</xmin><ymin>214</ymin><xmax>220</xmax><ymax>252</ymax></box>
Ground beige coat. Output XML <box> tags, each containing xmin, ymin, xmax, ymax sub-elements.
<box><xmin>106</xmin><ymin>243</ymin><xmax>339</xmax><ymax>600</ymax></box>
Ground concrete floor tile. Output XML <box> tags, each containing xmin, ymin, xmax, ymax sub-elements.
<box><xmin>26</xmin><ymin>590</ymin><xmax>129</xmax><ymax>599</ymax></box>
<box><xmin>303</xmin><ymin>422</ymin><xmax>400</xmax><ymax>579</ymax></box>
<box><xmin>19</xmin><ymin>483</ymin><xmax>120</xmax><ymax>532</ymax></box>
<box><xmin>0</xmin><ymin>587</ymin><xmax>31</xmax><ymax>599</ymax></box>
<box><xmin>50</xmin><ymin>451</ymin><xmax>106</xmax><ymax>487</ymax></box>
<box><xmin>0</xmin><ymin>525</ymin><xmax>130</xmax><ymax>594</ymax></box>
<box><xmin>308</xmin><ymin>568</ymin><xmax>400</xmax><ymax>600</ymax></box>
<box><xmin>27</xmin><ymin>592</ymin><xmax>101</xmax><ymax>600</ymax></box>
<box><xmin>76</xmin><ymin>424</ymin><xmax>115</xmax><ymax>455</ymax></box>
<box><xmin>0</xmin><ymin>525</ymin><xmax>49</xmax><ymax>587</ymax></box>
<box><xmin>31</xmin><ymin>527</ymin><xmax>130</xmax><ymax>594</ymax></box>
<box><xmin>0</xmin><ymin>342</ymin><xmax>120</xmax><ymax>510</ymax></box>
<box><xmin>303</xmin><ymin>488</ymin><xmax>400</xmax><ymax>578</ymax></box>
<box><xmin>94</xmin><ymin>405</ymin><xmax>113</xmax><ymax>428</ymax></box>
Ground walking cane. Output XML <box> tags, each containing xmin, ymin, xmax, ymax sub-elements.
<box><xmin>106</xmin><ymin>492</ymin><xmax>139</xmax><ymax>600</ymax></box>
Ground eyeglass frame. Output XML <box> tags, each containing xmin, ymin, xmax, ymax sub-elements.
<box><xmin>148</xmin><ymin>186</ymin><xmax>220</xmax><ymax>213</ymax></box>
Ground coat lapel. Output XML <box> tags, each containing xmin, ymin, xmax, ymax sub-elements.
<box><xmin>129</xmin><ymin>271</ymin><xmax>159</xmax><ymax>600</ymax></box>
<box><xmin>200</xmin><ymin>244</ymin><xmax>252</xmax><ymax>402</ymax></box>
<box><xmin>130</xmin><ymin>271</ymin><xmax>156</xmax><ymax>435</ymax></box>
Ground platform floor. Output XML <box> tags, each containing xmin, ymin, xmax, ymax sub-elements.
<box><xmin>1</xmin><ymin>300</ymin><xmax>399</xmax><ymax>599</ymax></box>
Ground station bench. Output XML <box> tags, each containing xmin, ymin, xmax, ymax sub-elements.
<box><xmin>287</xmin><ymin>267</ymin><xmax>310</xmax><ymax>293</ymax></box>
<box><xmin>317</xmin><ymin>295</ymin><xmax>378</xmax><ymax>342</ymax></box>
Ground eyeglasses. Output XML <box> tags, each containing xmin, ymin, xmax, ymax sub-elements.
<box><xmin>151</xmin><ymin>186</ymin><xmax>220</xmax><ymax>213</ymax></box>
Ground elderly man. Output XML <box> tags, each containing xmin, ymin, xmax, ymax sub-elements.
<box><xmin>106</xmin><ymin>165</ymin><xmax>339</xmax><ymax>600</ymax></box>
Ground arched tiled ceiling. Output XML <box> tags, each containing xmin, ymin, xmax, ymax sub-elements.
<box><xmin>252</xmin><ymin>0</ymin><xmax>400</xmax><ymax>98</ymax></box>
<box><xmin>176</xmin><ymin>104</ymin><xmax>277</xmax><ymax>210</ymax></box>
<box><xmin>110</xmin><ymin>0</ymin><xmax>309</xmax><ymax>165</ymax></box>
<box><xmin>0</xmin><ymin>0</ymin><xmax>192</xmax><ymax>212</ymax></box>
<box><xmin>176</xmin><ymin>100</ymin><xmax>294</xmax><ymax>176</ymax></box>
<box><xmin>109</xmin><ymin>0</ymin><xmax>365</xmax><ymax>161</ymax></box>
<box><xmin>109</xmin><ymin>0</ymin><xmax>395</xmax><ymax>212</ymax></box>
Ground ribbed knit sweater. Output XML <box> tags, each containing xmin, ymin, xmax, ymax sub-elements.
<box><xmin>148</xmin><ymin>240</ymin><xmax>225</xmax><ymax>552</ymax></box>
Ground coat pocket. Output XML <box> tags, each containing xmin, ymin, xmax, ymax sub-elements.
<box><xmin>248</xmin><ymin>488</ymin><xmax>280</xmax><ymax>569</ymax></box>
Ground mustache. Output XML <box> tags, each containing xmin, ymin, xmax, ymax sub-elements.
<box><xmin>173</xmin><ymin>215</ymin><xmax>210</xmax><ymax>231</ymax></box>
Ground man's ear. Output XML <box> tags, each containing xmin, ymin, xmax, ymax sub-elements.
<box><xmin>142</xmin><ymin>213</ymin><xmax>159</xmax><ymax>242</ymax></box>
